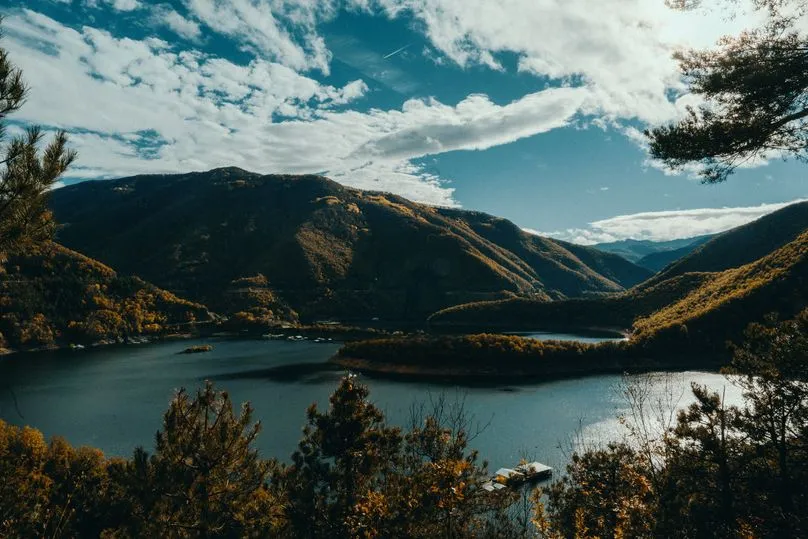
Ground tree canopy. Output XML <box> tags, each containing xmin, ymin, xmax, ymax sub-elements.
<box><xmin>647</xmin><ymin>0</ymin><xmax>808</xmax><ymax>182</ymax></box>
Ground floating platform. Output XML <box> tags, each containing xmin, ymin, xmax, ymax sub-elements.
<box><xmin>485</xmin><ymin>461</ymin><xmax>553</xmax><ymax>491</ymax></box>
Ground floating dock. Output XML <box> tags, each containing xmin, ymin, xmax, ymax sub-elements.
<box><xmin>482</xmin><ymin>461</ymin><xmax>553</xmax><ymax>492</ymax></box>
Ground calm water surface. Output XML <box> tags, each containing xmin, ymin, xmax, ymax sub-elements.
<box><xmin>0</xmin><ymin>336</ymin><xmax>740</xmax><ymax>473</ymax></box>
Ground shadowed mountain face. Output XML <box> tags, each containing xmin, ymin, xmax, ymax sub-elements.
<box><xmin>49</xmin><ymin>168</ymin><xmax>650</xmax><ymax>323</ymax></box>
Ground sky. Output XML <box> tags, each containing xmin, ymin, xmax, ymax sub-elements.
<box><xmin>2</xmin><ymin>0</ymin><xmax>807</xmax><ymax>244</ymax></box>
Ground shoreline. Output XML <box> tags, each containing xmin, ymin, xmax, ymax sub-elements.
<box><xmin>429</xmin><ymin>323</ymin><xmax>631</xmax><ymax>339</ymax></box>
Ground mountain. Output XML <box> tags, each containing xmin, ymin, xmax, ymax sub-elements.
<box><xmin>645</xmin><ymin>200</ymin><xmax>808</xmax><ymax>286</ymax></box>
<box><xmin>633</xmin><ymin>229</ymin><xmax>808</xmax><ymax>355</ymax></box>
<box><xmin>635</xmin><ymin>235</ymin><xmax>715</xmax><ymax>272</ymax></box>
<box><xmin>432</xmin><ymin>228</ymin><xmax>808</xmax><ymax>359</ymax></box>
<box><xmin>593</xmin><ymin>235</ymin><xmax>715</xmax><ymax>265</ymax></box>
<box><xmin>428</xmin><ymin>272</ymin><xmax>713</xmax><ymax>331</ymax></box>
<box><xmin>0</xmin><ymin>242</ymin><xmax>212</xmax><ymax>351</ymax></box>
<box><xmin>48</xmin><ymin>168</ymin><xmax>651</xmax><ymax>323</ymax></box>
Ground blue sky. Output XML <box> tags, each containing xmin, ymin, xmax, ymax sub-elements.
<box><xmin>2</xmin><ymin>0</ymin><xmax>806</xmax><ymax>243</ymax></box>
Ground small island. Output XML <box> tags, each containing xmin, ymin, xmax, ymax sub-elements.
<box><xmin>179</xmin><ymin>344</ymin><xmax>214</xmax><ymax>354</ymax></box>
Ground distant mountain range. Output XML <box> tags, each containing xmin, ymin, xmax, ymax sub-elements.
<box><xmin>47</xmin><ymin>168</ymin><xmax>650</xmax><ymax>324</ymax></box>
<box><xmin>431</xmin><ymin>200</ymin><xmax>808</xmax><ymax>357</ymax></box>
<box><xmin>593</xmin><ymin>235</ymin><xmax>715</xmax><ymax>270</ymax></box>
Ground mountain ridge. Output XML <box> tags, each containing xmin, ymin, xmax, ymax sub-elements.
<box><xmin>48</xmin><ymin>168</ymin><xmax>651</xmax><ymax>323</ymax></box>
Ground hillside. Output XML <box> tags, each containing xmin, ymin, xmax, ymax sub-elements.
<box><xmin>428</xmin><ymin>272</ymin><xmax>713</xmax><ymax>331</ymax></box>
<box><xmin>593</xmin><ymin>235</ymin><xmax>714</xmax><ymax>264</ymax></box>
<box><xmin>432</xmin><ymin>217</ymin><xmax>808</xmax><ymax>356</ymax></box>
<box><xmin>645</xmin><ymin>200</ymin><xmax>808</xmax><ymax>286</ymax></box>
<box><xmin>0</xmin><ymin>242</ymin><xmax>213</xmax><ymax>351</ymax></box>
<box><xmin>48</xmin><ymin>168</ymin><xmax>650</xmax><ymax>323</ymax></box>
<box><xmin>632</xmin><ymin>229</ymin><xmax>808</xmax><ymax>354</ymax></box>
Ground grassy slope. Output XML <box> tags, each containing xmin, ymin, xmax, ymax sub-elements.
<box><xmin>0</xmin><ymin>242</ymin><xmax>212</xmax><ymax>350</ymax></box>
<box><xmin>49</xmin><ymin>168</ymin><xmax>650</xmax><ymax>323</ymax></box>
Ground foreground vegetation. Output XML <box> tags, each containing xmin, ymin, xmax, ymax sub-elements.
<box><xmin>1</xmin><ymin>312</ymin><xmax>807</xmax><ymax>537</ymax></box>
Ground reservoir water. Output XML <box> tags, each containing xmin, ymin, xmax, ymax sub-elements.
<box><xmin>0</xmin><ymin>336</ymin><xmax>740</xmax><ymax>474</ymax></box>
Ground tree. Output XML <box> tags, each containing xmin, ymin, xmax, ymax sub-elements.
<box><xmin>0</xmin><ymin>420</ymin><xmax>112</xmax><ymax>538</ymax></box>
<box><xmin>276</xmin><ymin>376</ymin><xmax>519</xmax><ymax>538</ymax></box>
<box><xmin>534</xmin><ymin>443</ymin><xmax>655</xmax><ymax>539</ymax></box>
<box><xmin>276</xmin><ymin>375</ymin><xmax>403</xmax><ymax>538</ymax></box>
<box><xmin>108</xmin><ymin>382</ymin><xmax>280</xmax><ymax>538</ymax></box>
<box><xmin>0</xmin><ymin>18</ymin><xmax>75</xmax><ymax>255</ymax></box>
<box><xmin>646</xmin><ymin>1</ymin><xmax>808</xmax><ymax>182</ymax></box>
<box><xmin>724</xmin><ymin>311</ymin><xmax>808</xmax><ymax>536</ymax></box>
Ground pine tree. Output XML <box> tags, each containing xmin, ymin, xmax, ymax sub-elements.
<box><xmin>646</xmin><ymin>1</ymin><xmax>808</xmax><ymax>183</ymax></box>
<box><xmin>110</xmin><ymin>382</ymin><xmax>280</xmax><ymax>538</ymax></box>
<box><xmin>277</xmin><ymin>375</ymin><xmax>402</xmax><ymax>538</ymax></box>
<box><xmin>0</xmin><ymin>18</ymin><xmax>75</xmax><ymax>255</ymax></box>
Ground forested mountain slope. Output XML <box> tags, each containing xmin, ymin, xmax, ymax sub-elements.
<box><xmin>49</xmin><ymin>168</ymin><xmax>650</xmax><ymax>323</ymax></box>
<box><xmin>0</xmin><ymin>242</ymin><xmax>212</xmax><ymax>351</ymax></box>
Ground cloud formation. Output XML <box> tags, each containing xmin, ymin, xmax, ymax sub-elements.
<box><xmin>538</xmin><ymin>199</ymin><xmax>808</xmax><ymax>244</ymax></box>
<box><xmin>6</xmin><ymin>9</ymin><xmax>593</xmax><ymax>205</ymax></box>
<box><xmin>361</xmin><ymin>0</ymin><xmax>765</xmax><ymax>123</ymax></box>
<box><xmin>3</xmin><ymin>1</ymin><xmax>782</xmax><ymax>207</ymax></box>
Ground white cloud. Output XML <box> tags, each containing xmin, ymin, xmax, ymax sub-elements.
<box><xmin>154</xmin><ymin>6</ymin><xmax>203</xmax><ymax>41</ymax></box>
<box><xmin>361</xmin><ymin>0</ymin><xmax>767</xmax><ymax>125</ymax></box>
<box><xmin>85</xmin><ymin>0</ymin><xmax>142</xmax><ymax>11</ymax></box>
<box><xmin>184</xmin><ymin>0</ymin><xmax>337</xmax><ymax>73</ymax></box>
<box><xmin>352</xmin><ymin>88</ymin><xmax>588</xmax><ymax>161</ymax></box>
<box><xmin>538</xmin><ymin>199</ymin><xmax>808</xmax><ymax>244</ymax></box>
<box><xmin>3</xmin><ymin>1</ymin><xmax>788</xmax><ymax>208</ymax></box>
<box><xmin>6</xmin><ymin>10</ymin><xmax>587</xmax><ymax>206</ymax></box>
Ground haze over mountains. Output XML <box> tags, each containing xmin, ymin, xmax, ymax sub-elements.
<box><xmin>594</xmin><ymin>236</ymin><xmax>715</xmax><ymax>271</ymax></box>
<box><xmin>48</xmin><ymin>168</ymin><xmax>650</xmax><ymax>324</ymax></box>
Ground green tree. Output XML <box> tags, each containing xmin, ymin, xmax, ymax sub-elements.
<box><xmin>276</xmin><ymin>375</ymin><xmax>402</xmax><ymax>538</ymax></box>
<box><xmin>664</xmin><ymin>384</ymin><xmax>746</xmax><ymax>538</ymax></box>
<box><xmin>724</xmin><ymin>311</ymin><xmax>808</xmax><ymax>536</ymax></box>
<box><xmin>277</xmin><ymin>376</ymin><xmax>519</xmax><ymax>539</ymax></box>
<box><xmin>108</xmin><ymin>382</ymin><xmax>280</xmax><ymax>538</ymax></box>
<box><xmin>0</xmin><ymin>19</ymin><xmax>75</xmax><ymax>254</ymax></box>
<box><xmin>646</xmin><ymin>1</ymin><xmax>808</xmax><ymax>183</ymax></box>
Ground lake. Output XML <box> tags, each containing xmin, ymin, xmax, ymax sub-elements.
<box><xmin>0</xmin><ymin>336</ymin><xmax>741</xmax><ymax>474</ymax></box>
